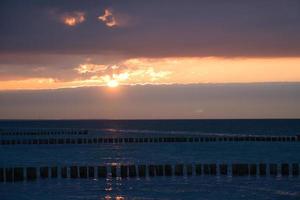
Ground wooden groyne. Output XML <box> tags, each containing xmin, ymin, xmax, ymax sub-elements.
<box><xmin>0</xmin><ymin>135</ymin><xmax>299</xmax><ymax>145</ymax></box>
<box><xmin>0</xmin><ymin>129</ymin><xmax>88</xmax><ymax>136</ymax></box>
<box><xmin>0</xmin><ymin>163</ymin><xmax>299</xmax><ymax>182</ymax></box>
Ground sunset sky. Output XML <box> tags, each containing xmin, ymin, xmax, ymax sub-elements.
<box><xmin>1</xmin><ymin>0</ymin><xmax>300</xmax><ymax>119</ymax></box>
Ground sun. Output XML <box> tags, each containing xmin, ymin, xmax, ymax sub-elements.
<box><xmin>107</xmin><ymin>79</ymin><xmax>119</xmax><ymax>88</ymax></box>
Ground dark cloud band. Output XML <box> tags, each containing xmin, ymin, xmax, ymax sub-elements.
<box><xmin>1</xmin><ymin>0</ymin><xmax>300</xmax><ymax>57</ymax></box>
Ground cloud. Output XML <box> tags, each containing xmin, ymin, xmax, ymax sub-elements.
<box><xmin>3</xmin><ymin>56</ymin><xmax>300</xmax><ymax>90</ymax></box>
<box><xmin>61</xmin><ymin>11</ymin><xmax>85</xmax><ymax>26</ymax></box>
<box><xmin>73</xmin><ymin>62</ymin><xmax>171</xmax><ymax>87</ymax></box>
<box><xmin>74</xmin><ymin>64</ymin><xmax>107</xmax><ymax>74</ymax></box>
<box><xmin>98</xmin><ymin>9</ymin><xmax>117</xmax><ymax>27</ymax></box>
<box><xmin>1</xmin><ymin>1</ymin><xmax>300</xmax><ymax>56</ymax></box>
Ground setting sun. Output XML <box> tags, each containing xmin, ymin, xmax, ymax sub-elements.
<box><xmin>107</xmin><ymin>79</ymin><xmax>119</xmax><ymax>88</ymax></box>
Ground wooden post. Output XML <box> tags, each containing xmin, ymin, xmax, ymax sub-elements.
<box><xmin>0</xmin><ymin>168</ymin><xmax>4</xmax><ymax>182</ymax></box>
<box><xmin>148</xmin><ymin>165</ymin><xmax>155</xmax><ymax>177</ymax></box>
<box><xmin>5</xmin><ymin>168</ymin><xmax>13</xmax><ymax>182</ymax></box>
<box><xmin>155</xmin><ymin>165</ymin><xmax>164</xmax><ymax>176</ymax></box>
<box><xmin>120</xmin><ymin>165</ymin><xmax>128</xmax><ymax>178</ymax></box>
<box><xmin>259</xmin><ymin>164</ymin><xmax>266</xmax><ymax>176</ymax></box>
<box><xmin>195</xmin><ymin>164</ymin><xmax>202</xmax><ymax>175</ymax></box>
<box><xmin>79</xmin><ymin>166</ymin><xmax>88</xmax><ymax>178</ymax></box>
<box><xmin>88</xmin><ymin>166</ymin><xmax>95</xmax><ymax>178</ymax></box>
<box><xmin>111</xmin><ymin>165</ymin><xmax>117</xmax><ymax>178</ymax></box>
<box><xmin>27</xmin><ymin>167</ymin><xmax>37</xmax><ymax>181</ymax></box>
<box><xmin>51</xmin><ymin>167</ymin><xmax>58</xmax><ymax>178</ymax></box>
<box><xmin>269</xmin><ymin>164</ymin><xmax>277</xmax><ymax>176</ymax></box>
<box><xmin>97</xmin><ymin>166</ymin><xmax>107</xmax><ymax>178</ymax></box>
<box><xmin>70</xmin><ymin>166</ymin><xmax>78</xmax><ymax>178</ymax></box>
<box><xmin>250</xmin><ymin>164</ymin><xmax>257</xmax><ymax>176</ymax></box>
<box><xmin>138</xmin><ymin>165</ymin><xmax>146</xmax><ymax>177</ymax></box>
<box><xmin>203</xmin><ymin>164</ymin><xmax>209</xmax><ymax>175</ymax></box>
<box><xmin>232</xmin><ymin>164</ymin><xmax>249</xmax><ymax>176</ymax></box>
<box><xmin>219</xmin><ymin>164</ymin><xmax>227</xmax><ymax>176</ymax></box>
<box><xmin>292</xmin><ymin>163</ymin><xmax>299</xmax><ymax>176</ymax></box>
<box><xmin>129</xmin><ymin>165</ymin><xmax>137</xmax><ymax>178</ymax></box>
<box><xmin>164</xmin><ymin>164</ymin><xmax>172</xmax><ymax>176</ymax></box>
<box><xmin>40</xmin><ymin>167</ymin><xmax>49</xmax><ymax>178</ymax></box>
<box><xmin>281</xmin><ymin>163</ymin><xmax>289</xmax><ymax>176</ymax></box>
<box><xmin>174</xmin><ymin>164</ymin><xmax>184</xmax><ymax>176</ymax></box>
<box><xmin>61</xmin><ymin>167</ymin><xmax>68</xmax><ymax>178</ymax></box>
<box><xmin>13</xmin><ymin>167</ymin><xmax>24</xmax><ymax>182</ymax></box>
<box><xmin>186</xmin><ymin>164</ymin><xmax>193</xmax><ymax>176</ymax></box>
<box><xmin>210</xmin><ymin>164</ymin><xmax>217</xmax><ymax>175</ymax></box>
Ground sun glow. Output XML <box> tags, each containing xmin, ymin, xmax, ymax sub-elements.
<box><xmin>107</xmin><ymin>79</ymin><xmax>119</xmax><ymax>88</ymax></box>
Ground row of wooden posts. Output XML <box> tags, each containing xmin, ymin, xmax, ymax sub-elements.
<box><xmin>1</xmin><ymin>135</ymin><xmax>299</xmax><ymax>145</ymax></box>
<box><xmin>1</xmin><ymin>163</ymin><xmax>299</xmax><ymax>182</ymax></box>
<box><xmin>0</xmin><ymin>130</ymin><xmax>88</xmax><ymax>136</ymax></box>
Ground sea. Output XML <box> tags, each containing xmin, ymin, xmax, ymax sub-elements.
<box><xmin>0</xmin><ymin>119</ymin><xmax>300</xmax><ymax>200</ymax></box>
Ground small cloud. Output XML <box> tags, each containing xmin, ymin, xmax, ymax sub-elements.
<box><xmin>98</xmin><ymin>9</ymin><xmax>117</xmax><ymax>27</ymax></box>
<box><xmin>145</xmin><ymin>68</ymin><xmax>172</xmax><ymax>81</ymax></box>
<box><xmin>61</xmin><ymin>11</ymin><xmax>85</xmax><ymax>26</ymax></box>
<box><xmin>75</xmin><ymin>64</ymin><xmax>106</xmax><ymax>74</ymax></box>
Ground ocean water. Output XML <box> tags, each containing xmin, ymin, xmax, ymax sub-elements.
<box><xmin>0</xmin><ymin>119</ymin><xmax>300</xmax><ymax>200</ymax></box>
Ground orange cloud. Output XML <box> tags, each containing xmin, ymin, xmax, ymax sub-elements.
<box><xmin>75</xmin><ymin>64</ymin><xmax>107</xmax><ymax>74</ymax></box>
<box><xmin>61</xmin><ymin>11</ymin><xmax>85</xmax><ymax>26</ymax></box>
<box><xmin>98</xmin><ymin>9</ymin><xmax>117</xmax><ymax>27</ymax></box>
<box><xmin>2</xmin><ymin>57</ymin><xmax>300</xmax><ymax>90</ymax></box>
<box><xmin>74</xmin><ymin>62</ymin><xmax>171</xmax><ymax>87</ymax></box>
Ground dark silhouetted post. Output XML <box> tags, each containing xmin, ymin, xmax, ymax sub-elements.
<box><xmin>79</xmin><ymin>166</ymin><xmax>88</xmax><ymax>178</ymax></box>
<box><xmin>269</xmin><ymin>164</ymin><xmax>277</xmax><ymax>176</ymax></box>
<box><xmin>186</xmin><ymin>164</ymin><xmax>193</xmax><ymax>176</ymax></box>
<box><xmin>259</xmin><ymin>163</ymin><xmax>266</xmax><ymax>176</ymax></box>
<box><xmin>40</xmin><ymin>167</ymin><xmax>49</xmax><ymax>178</ymax></box>
<box><xmin>148</xmin><ymin>165</ymin><xmax>155</xmax><ymax>177</ymax></box>
<box><xmin>88</xmin><ymin>166</ymin><xmax>95</xmax><ymax>178</ymax></box>
<box><xmin>70</xmin><ymin>166</ymin><xmax>78</xmax><ymax>178</ymax></box>
<box><xmin>61</xmin><ymin>167</ymin><xmax>67</xmax><ymax>178</ymax></box>
<box><xmin>250</xmin><ymin>164</ymin><xmax>257</xmax><ymax>176</ymax></box>
<box><xmin>13</xmin><ymin>167</ymin><xmax>24</xmax><ymax>182</ymax></box>
<box><xmin>97</xmin><ymin>166</ymin><xmax>107</xmax><ymax>178</ymax></box>
<box><xmin>175</xmin><ymin>164</ymin><xmax>184</xmax><ymax>176</ymax></box>
<box><xmin>164</xmin><ymin>165</ymin><xmax>172</xmax><ymax>176</ymax></box>
<box><xmin>292</xmin><ymin>163</ymin><xmax>299</xmax><ymax>176</ymax></box>
<box><xmin>210</xmin><ymin>164</ymin><xmax>217</xmax><ymax>175</ymax></box>
<box><xmin>5</xmin><ymin>168</ymin><xmax>13</xmax><ymax>182</ymax></box>
<box><xmin>51</xmin><ymin>167</ymin><xmax>58</xmax><ymax>178</ymax></box>
<box><xmin>281</xmin><ymin>163</ymin><xmax>289</xmax><ymax>176</ymax></box>
<box><xmin>129</xmin><ymin>165</ymin><xmax>137</xmax><ymax>178</ymax></box>
<box><xmin>155</xmin><ymin>165</ymin><xmax>164</xmax><ymax>176</ymax></box>
<box><xmin>232</xmin><ymin>164</ymin><xmax>249</xmax><ymax>176</ymax></box>
<box><xmin>195</xmin><ymin>164</ymin><xmax>202</xmax><ymax>175</ymax></box>
<box><xmin>138</xmin><ymin>165</ymin><xmax>146</xmax><ymax>177</ymax></box>
<box><xmin>219</xmin><ymin>164</ymin><xmax>227</xmax><ymax>176</ymax></box>
<box><xmin>27</xmin><ymin>167</ymin><xmax>37</xmax><ymax>181</ymax></box>
<box><xmin>203</xmin><ymin>164</ymin><xmax>209</xmax><ymax>175</ymax></box>
<box><xmin>0</xmin><ymin>168</ymin><xmax>4</xmax><ymax>182</ymax></box>
<box><xmin>111</xmin><ymin>165</ymin><xmax>117</xmax><ymax>178</ymax></box>
<box><xmin>120</xmin><ymin>165</ymin><xmax>128</xmax><ymax>178</ymax></box>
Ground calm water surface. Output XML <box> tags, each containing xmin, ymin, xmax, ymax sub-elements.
<box><xmin>1</xmin><ymin>120</ymin><xmax>300</xmax><ymax>200</ymax></box>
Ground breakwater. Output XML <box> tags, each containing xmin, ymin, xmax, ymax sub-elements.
<box><xmin>0</xmin><ymin>135</ymin><xmax>299</xmax><ymax>145</ymax></box>
<box><xmin>1</xmin><ymin>163</ymin><xmax>299</xmax><ymax>183</ymax></box>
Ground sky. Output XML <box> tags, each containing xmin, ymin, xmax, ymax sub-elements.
<box><xmin>0</xmin><ymin>0</ymin><xmax>300</xmax><ymax>119</ymax></box>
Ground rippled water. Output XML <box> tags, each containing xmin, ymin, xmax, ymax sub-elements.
<box><xmin>1</xmin><ymin>120</ymin><xmax>300</xmax><ymax>200</ymax></box>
